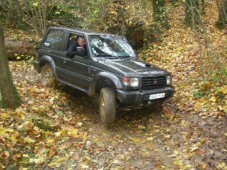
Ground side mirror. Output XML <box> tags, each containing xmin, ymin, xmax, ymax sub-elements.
<box><xmin>76</xmin><ymin>47</ymin><xmax>85</xmax><ymax>57</ymax></box>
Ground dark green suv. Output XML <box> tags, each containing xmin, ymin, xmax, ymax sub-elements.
<box><xmin>34</xmin><ymin>27</ymin><xmax>174</xmax><ymax>124</ymax></box>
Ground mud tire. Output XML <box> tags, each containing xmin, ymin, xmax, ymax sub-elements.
<box><xmin>99</xmin><ymin>88</ymin><xmax>116</xmax><ymax>124</ymax></box>
<box><xmin>40</xmin><ymin>63</ymin><xmax>55</xmax><ymax>87</ymax></box>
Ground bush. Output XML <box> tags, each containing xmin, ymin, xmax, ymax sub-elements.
<box><xmin>91</xmin><ymin>0</ymin><xmax>157</xmax><ymax>49</ymax></box>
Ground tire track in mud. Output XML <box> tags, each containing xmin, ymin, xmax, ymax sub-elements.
<box><xmin>66</xmin><ymin>89</ymin><xmax>177</xmax><ymax>169</ymax></box>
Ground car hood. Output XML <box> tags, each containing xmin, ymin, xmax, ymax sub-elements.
<box><xmin>97</xmin><ymin>58</ymin><xmax>167</xmax><ymax>76</ymax></box>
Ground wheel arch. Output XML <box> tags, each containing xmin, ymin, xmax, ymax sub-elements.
<box><xmin>39</xmin><ymin>55</ymin><xmax>57</xmax><ymax>78</ymax></box>
<box><xmin>88</xmin><ymin>72</ymin><xmax>123</xmax><ymax>96</ymax></box>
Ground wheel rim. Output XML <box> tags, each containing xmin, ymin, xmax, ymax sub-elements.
<box><xmin>100</xmin><ymin>95</ymin><xmax>105</xmax><ymax>118</ymax></box>
<box><xmin>42</xmin><ymin>65</ymin><xmax>54</xmax><ymax>86</ymax></box>
<box><xmin>45</xmin><ymin>68</ymin><xmax>52</xmax><ymax>85</ymax></box>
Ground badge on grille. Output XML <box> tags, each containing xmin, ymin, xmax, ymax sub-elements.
<box><xmin>154</xmin><ymin>79</ymin><xmax>157</xmax><ymax>84</ymax></box>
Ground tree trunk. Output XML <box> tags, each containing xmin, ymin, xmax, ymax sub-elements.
<box><xmin>216</xmin><ymin>0</ymin><xmax>227</xmax><ymax>28</ymax></box>
<box><xmin>185</xmin><ymin>0</ymin><xmax>201</xmax><ymax>26</ymax></box>
<box><xmin>0</xmin><ymin>23</ymin><xmax>21</xmax><ymax>109</ymax></box>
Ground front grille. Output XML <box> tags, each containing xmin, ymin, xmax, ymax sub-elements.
<box><xmin>141</xmin><ymin>76</ymin><xmax>166</xmax><ymax>90</ymax></box>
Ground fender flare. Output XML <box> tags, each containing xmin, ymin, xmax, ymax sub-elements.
<box><xmin>88</xmin><ymin>72</ymin><xmax>123</xmax><ymax>96</ymax></box>
<box><xmin>39</xmin><ymin>55</ymin><xmax>57</xmax><ymax>79</ymax></box>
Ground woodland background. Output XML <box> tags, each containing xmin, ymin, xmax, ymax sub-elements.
<box><xmin>0</xmin><ymin>0</ymin><xmax>226</xmax><ymax>169</ymax></box>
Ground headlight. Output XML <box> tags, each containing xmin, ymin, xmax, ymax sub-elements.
<box><xmin>166</xmin><ymin>76</ymin><xmax>172</xmax><ymax>85</ymax></box>
<box><xmin>122</xmin><ymin>77</ymin><xmax>139</xmax><ymax>87</ymax></box>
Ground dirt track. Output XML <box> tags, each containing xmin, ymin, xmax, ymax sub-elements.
<box><xmin>4</xmin><ymin>61</ymin><xmax>226</xmax><ymax>169</ymax></box>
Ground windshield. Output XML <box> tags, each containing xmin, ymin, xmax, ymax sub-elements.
<box><xmin>88</xmin><ymin>35</ymin><xmax>136</xmax><ymax>58</ymax></box>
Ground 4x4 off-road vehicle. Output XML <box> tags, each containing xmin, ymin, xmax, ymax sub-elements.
<box><xmin>34</xmin><ymin>27</ymin><xmax>174</xmax><ymax>124</ymax></box>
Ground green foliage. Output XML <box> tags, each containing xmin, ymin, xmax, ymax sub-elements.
<box><xmin>0</xmin><ymin>9</ymin><xmax>5</xmax><ymax>25</ymax></box>
<box><xmin>216</xmin><ymin>0</ymin><xmax>227</xmax><ymax>29</ymax></box>
<box><xmin>1</xmin><ymin>0</ymin><xmax>162</xmax><ymax>48</ymax></box>
<box><xmin>192</xmin><ymin>63</ymin><xmax>227</xmax><ymax>104</ymax></box>
<box><xmin>150</xmin><ymin>0</ymin><xmax>169</xmax><ymax>43</ymax></box>
<box><xmin>152</xmin><ymin>0</ymin><xmax>168</xmax><ymax>27</ymax></box>
<box><xmin>171</xmin><ymin>0</ymin><xmax>178</xmax><ymax>6</ymax></box>
<box><xmin>192</xmin><ymin>90</ymin><xmax>205</xmax><ymax>99</ymax></box>
<box><xmin>184</xmin><ymin>0</ymin><xmax>204</xmax><ymax>27</ymax></box>
<box><xmin>90</xmin><ymin>0</ymin><xmax>158</xmax><ymax>49</ymax></box>
<box><xmin>49</xmin><ymin>2</ymin><xmax>83</xmax><ymax>28</ymax></box>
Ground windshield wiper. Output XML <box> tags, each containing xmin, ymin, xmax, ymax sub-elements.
<box><xmin>95</xmin><ymin>54</ymin><xmax>118</xmax><ymax>59</ymax></box>
<box><xmin>121</xmin><ymin>56</ymin><xmax>132</xmax><ymax>58</ymax></box>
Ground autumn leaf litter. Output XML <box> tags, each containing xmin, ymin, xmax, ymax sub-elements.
<box><xmin>1</xmin><ymin>1</ymin><xmax>227</xmax><ymax>169</ymax></box>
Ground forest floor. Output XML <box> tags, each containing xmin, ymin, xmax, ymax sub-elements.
<box><xmin>0</xmin><ymin>61</ymin><xmax>226</xmax><ymax>169</ymax></box>
<box><xmin>1</xmin><ymin>1</ymin><xmax>227</xmax><ymax>170</ymax></box>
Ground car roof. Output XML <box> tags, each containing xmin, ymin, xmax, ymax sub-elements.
<box><xmin>48</xmin><ymin>26</ymin><xmax>118</xmax><ymax>36</ymax></box>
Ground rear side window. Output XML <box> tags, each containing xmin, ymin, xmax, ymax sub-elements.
<box><xmin>43</xmin><ymin>29</ymin><xmax>65</xmax><ymax>50</ymax></box>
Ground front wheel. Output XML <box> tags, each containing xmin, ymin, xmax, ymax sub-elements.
<box><xmin>40</xmin><ymin>63</ymin><xmax>55</xmax><ymax>87</ymax></box>
<box><xmin>99</xmin><ymin>88</ymin><xmax>116</xmax><ymax>124</ymax></box>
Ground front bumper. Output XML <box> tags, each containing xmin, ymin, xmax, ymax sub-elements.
<box><xmin>117</xmin><ymin>86</ymin><xmax>174</xmax><ymax>106</ymax></box>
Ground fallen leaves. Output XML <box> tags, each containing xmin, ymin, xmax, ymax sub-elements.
<box><xmin>138</xmin><ymin>1</ymin><xmax>226</xmax><ymax>117</ymax></box>
<box><xmin>0</xmin><ymin>64</ymin><xmax>90</xmax><ymax>168</ymax></box>
<box><xmin>1</xmin><ymin>60</ymin><xmax>226</xmax><ymax>169</ymax></box>
<box><xmin>0</xmin><ymin>1</ymin><xmax>226</xmax><ymax>169</ymax></box>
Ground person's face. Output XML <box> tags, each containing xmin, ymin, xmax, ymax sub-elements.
<box><xmin>78</xmin><ymin>37</ymin><xmax>85</xmax><ymax>47</ymax></box>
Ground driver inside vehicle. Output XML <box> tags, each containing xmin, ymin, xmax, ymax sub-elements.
<box><xmin>66</xmin><ymin>35</ymin><xmax>86</xmax><ymax>58</ymax></box>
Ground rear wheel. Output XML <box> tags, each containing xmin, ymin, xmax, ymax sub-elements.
<box><xmin>40</xmin><ymin>63</ymin><xmax>55</xmax><ymax>87</ymax></box>
<box><xmin>99</xmin><ymin>88</ymin><xmax>116</xmax><ymax>124</ymax></box>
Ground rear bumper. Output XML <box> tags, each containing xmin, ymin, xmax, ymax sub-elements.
<box><xmin>117</xmin><ymin>86</ymin><xmax>174</xmax><ymax>106</ymax></box>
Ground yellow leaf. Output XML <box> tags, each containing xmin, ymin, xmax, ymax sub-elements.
<box><xmin>110</xmin><ymin>11</ymin><xmax>118</xmax><ymax>16</ymax></box>
<box><xmin>77</xmin><ymin>122</ymin><xmax>83</xmax><ymax>127</ymax></box>
<box><xmin>33</xmin><ymin>2</ymin><xmax>39</xmax><ymax>7</ymax></box>
<box><xmin>146</xmin><ymin>137</ymin><xmax>154</xmax><ymax>141</ymax></box>
<box><xmin>24</xmin><ymin>137</ymin><xmax>35</xmax><ymax>143</ymax></box>
<box><xmin>209</xmin><ymin>96</ymin><xmax>216</xmax><ymax>102</ymax></box>
<box><xmin>34</xmin><ymin>157</ymin><xmax>45</xmax><ymax>164</ymax></box>
<box><xmin>55</xmin><ymin>11</ymin><xmax>61</xmax><ymax>15</ymax></box>
<box><xmin>55</xmin><ymin>131</ymin><xmax>62</xmax><ymax>137</ymax></box>
<box><xmin>195</xmin><ymin>101</ymin><xmax>201</xmax><ymax>109</ymax></box>
<box><xmin>185</xmin><ymin>164</ymin><xmax>192</xmax><ymax>168</ymax></box>
<box><xmin>83</xmin><ymin>132</ymin><xmax>88</xmax><ymax>142</ymax></box>
<box><xmin>23</xmin><ymin>154</ymin><xmax>29</xmax><ymax>158</ymax></box>
<box><xmin>217</xmin><ymin>85</ymin><xmax>227</xmax><ymax>94</ymax></box>
<box><xmin>47</xmin><ymin>139</ymin><xmax>54</xmax><ymax>144</ymax></box>
<box><xmin>216</xmin><ymin>162</ymin><xmax>226</xmax><ymax>169</ymax></box>
<box><xmin>5</xmin><ymin>128</ymin><xmax>14</xmax><ymax>133</ymax></box>
<box><xmin>180</xmin><ymin>120</ymin><xmax>187</xmax><ymax>127</ymax></box>
<box><xmin>48</xmin><ymin>156</ymin><xmax>70</xmax><ymax>167</ymax></box>
<box><xmin>1</xmin><ymin>113</ymin><xmax>11</xmax><ymax>120</ymax></box>
<box><xmin>67</xmin><ymin>129</ymin><xmax>78</xmax><ymax>138</ymax></box>
<box><xmin>173</xmin><ymin>150</ymin><xmax>179</xmax><ymax>155</ymax></box>
<box><xmin>130</xmin><ymin>137</ymin><xmax>140</xmax><ymax>143</ymax></box>
<box><xmin>202</xmin><ymin>163</ymin><xmax>207</xmax><ymax>169</ymax></box>
<box><xmin>81</xmin><ymin>163</ymin><xmax>89</xmax><ymax>169</ymax></box>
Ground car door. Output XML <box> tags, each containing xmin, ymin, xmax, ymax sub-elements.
<box><xmin>61</xmin><ymin>33</ymin><xmax>92</xmax><ymax>91</ymax></box>
<box><xmin>41</xmin><ymin>28</ymin><xmax>68</xmax><ymax>80</ymax></box>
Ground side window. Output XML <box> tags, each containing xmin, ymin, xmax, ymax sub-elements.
<box><xmin>67</xmin><ymin>33</ymin><xmax>86</xmax><ymax>50</ymax></box>
<box><xmin>67</xmin><ymin>33</ymin><xmax>78</xmax><ymax>50</ymax></box>
<box><xmin>43</xmin><ymin>30</ymin><xmax>65</xmax><ymax>50</ymax></box>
